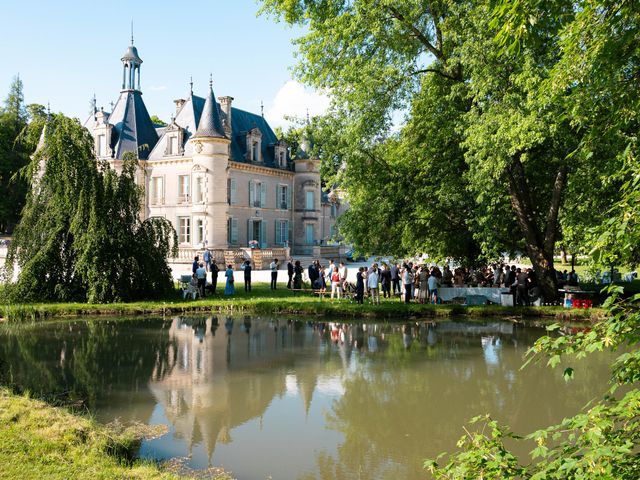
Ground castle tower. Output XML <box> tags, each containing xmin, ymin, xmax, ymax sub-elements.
<box><xmin>188</xmin><ymin>77</ymin><xmax>231</xmax><ymax>248</ymax></box>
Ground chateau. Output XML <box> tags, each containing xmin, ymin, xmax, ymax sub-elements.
<box><xmin>84</xmin><ymin>40</ymin><xmax>343</xmax><ymax>264</ymax></box>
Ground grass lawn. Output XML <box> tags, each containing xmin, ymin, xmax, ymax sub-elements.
<box><xmin>0</xmin><ymin>282</ymin><xmax>604</xmax><ymax>323</ymax></box>
<box><xmin>0</xmin><ymin>388</ymin><xmax>231</xmax><ymax>480</ymax></box>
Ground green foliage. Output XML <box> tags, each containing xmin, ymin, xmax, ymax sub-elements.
<box><xmin>150</xmin><ymin>115</ymin><xmax>167</xmax><ymax>127</ymax></box>
<box><xmin>425</xmin><ymin>3</ymin><xmax>640</xmax><ymax>475</ymax></box>
<box><xmin>427</xmin><ymin>289</ymin><xmax>640</xmax><ymax>479</ymax></box>
<box><xmin>3</xmin><ymin>114</ymin><xmax>177</xmax><ymax>303</ymax></box>
<box><xmin>0</xmin><ymin>77</ymin><xmax>32</xmax><ymax>233</ymax></box>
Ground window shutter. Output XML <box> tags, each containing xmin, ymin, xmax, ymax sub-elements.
<box><xmin>230</xmin><ymin>178</ymin><xmax>236</xmax><ymax>205</ymax></box>
<box><xmin>275</xmin><ymin>185</ymin><xmax>279</xmax><ymax>209</ymax></box>
<box><xmin>249</xmin><ymin>181</ymin><xmax>254</xmax><ymax>206</ymax></box>
<box><xmin>232</xmin><ymin>218</ymin><xmax>238</xmax><ymax>243</ymax></box>
<box><xmin>261</xmin><ymin>221</ymin><xmax>267</xmax><ymax>248</ymax></box>
<box><xmin>247</xmin><ymin>219</ymin><xmax>251</xmax><ymax>242</ymax></box>
<box><xmin>286</xmin><ymin>187</ymin><xmax>291</xmax><ymax>209</ymax></box>
<box><xmin>284</xmin><ymin>220</ymin><xmax>289</xmax><ymax>243</ymax></box>
<box><xmin>275</xmin><ymin>219</ymin><xmax>279</xmax><ymax>244</ymax></box>
<box><xmin>260</xmin><ymin>183</ymin><xmax>267</xmax><ymax>208</ymax></box>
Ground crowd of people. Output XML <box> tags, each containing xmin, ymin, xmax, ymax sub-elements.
<box><xmin>184</xmin><ymin>254</ymin><xmax>579</xmax><ymax>306</ymax></box>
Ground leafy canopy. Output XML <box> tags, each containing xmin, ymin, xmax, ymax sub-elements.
<box><xmin>3</xmin><ymin>114</ymin><xmax>177</xmax><ymax>303</ymax></box>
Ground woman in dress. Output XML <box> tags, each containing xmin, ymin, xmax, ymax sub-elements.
<box><xmin>418</xmin><ymin>266</ymin><xmax>429</xmax><ymax>304</ymax></box>
<box><xmin>224</xmin><ymin>264</ymin><xmax>235</xmax><ymax>295</ymax></box>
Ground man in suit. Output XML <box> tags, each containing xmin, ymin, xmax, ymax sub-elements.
<box><xmin>390</xmin><ymin>263</ymin><xmax>401</xmax><ymax>296</ymax></box>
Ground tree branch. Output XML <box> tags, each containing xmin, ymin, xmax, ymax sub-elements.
<box><xmin>386</xmin><ymin>6</ymin><xmax>443</xmax><ymax>60</ymax></box>
<box><xmin>360</xmin><ymin>146</ymin><xmax>393</xmax><ymax>175</ymax></box>
<box><xmin>411</xmin><ymin>68</ymin><xmax>461</xmax><ymax>82</ymax></box>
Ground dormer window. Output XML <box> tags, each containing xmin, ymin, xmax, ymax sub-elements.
<box><xmin>167</xmin><ymin>135</ymin><xmax>179</xmax><ymax>155</ymax></box>
<box><xmin>246</xmin><ymin>127</ymin><xmax>263</xmax><ymax>162</ymax></box>
<box><xmin>164</xmin><ymin>124</ymin><xmax>184</xmax><ymax>157</ymax></box>
<box><xmin>97</xmin><ymin>134</ymin><xmax>106</xmax><ymax>157</ymax></box>
<box><xmin>272</xmin><ymin>140</ymin><xmax>288</xmax><ymax>168</ymax></box>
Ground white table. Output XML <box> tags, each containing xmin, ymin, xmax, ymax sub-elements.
<box><xmin>438</xmin><ymin>287</ymin><xmax>510</xmax><ymax>304</ymax></box>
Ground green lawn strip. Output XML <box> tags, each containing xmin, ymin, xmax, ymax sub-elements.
<box><xmin>0</xmin><ymin>388</ymin><xmax>232</xmax><ymax>480</ymax></box>
<box><xmin>0</xmin><ymin>283</ymin><xmax>604</xmax><ymax>323</ymax></box>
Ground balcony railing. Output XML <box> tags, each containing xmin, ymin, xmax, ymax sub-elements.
<box><xmin>177</xmin><ymin>194</ymin><xmax>190</xmax><ymax>204</ymax></box>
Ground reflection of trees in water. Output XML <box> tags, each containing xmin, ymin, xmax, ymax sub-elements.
<box><xmin>0</xmin><ymin>318</ymin><xmax>176</xmax><ymax>413</ymax></box>
<box><xmin>301</xmin><ymin>322</ymin><xmax>612</xmax><ymax>480</ymax></box>
<box><xmin>0</xmin><ymin>317</ymin><xmax>613</xmax><ymax>479</ymax></box>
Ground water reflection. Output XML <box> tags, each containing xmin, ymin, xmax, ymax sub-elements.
<box><xmin>0</xmin><ymin>317</ymin><xmax>612</xmax><ymax>480</ymax></box>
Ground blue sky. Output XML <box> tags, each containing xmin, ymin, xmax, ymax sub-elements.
<box><xmin>0</xmin><ymin>0</ymin><xmax>329</xmax><ymax>127</ymax></box>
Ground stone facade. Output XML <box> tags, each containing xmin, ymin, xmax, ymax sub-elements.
<box><xmin>84</xmin><ymin>41</ymin><xmax>342</xmax><ymax>259</ymax></box>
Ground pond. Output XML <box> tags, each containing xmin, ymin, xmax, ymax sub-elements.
<box><xmin>0</xmin><ymin>316</ymin><xmax>611</xmax><ymax>480</ymax></box>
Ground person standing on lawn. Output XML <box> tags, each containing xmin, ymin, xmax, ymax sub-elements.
<box><xmin>225</xmin><ymin>265</ymin><xmax>235</xmax><ymax>295</ymax></box>
<box><xmin>270</xmin><ymin>258</ymin><xmax>279</xmax><ymax>290</ymax></box>
<box><xmin>196</xmin><ymin>262</ymin><xmax>207</xmax><ymax>298</ymax></box>
<box><xmin>210</xmin><ymin>260</ymin><xmax>219</xmax><ymax>294</ymax></box>
<box><xmin>287</xmin><ymin>258</ymin><xmax>294</xmax><ymax>289</ymax></box>
<box><xmin>242</xmin><ymin>260</ymin><xmax>252</xmax><ymax>292</ymax></box>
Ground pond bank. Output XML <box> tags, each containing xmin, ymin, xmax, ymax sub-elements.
<box><xmin>0</xmin><ymin>283</ymin><xmax>604</xmax><ymax>323</ymax></box>
<box><xmin>0</xmin><ymin>388</ymin><xmax>232</xmax><ymax>480</ymax></box>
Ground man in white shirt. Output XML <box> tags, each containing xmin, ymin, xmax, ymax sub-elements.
<box><xmin>367</xmin><ymin>263</ymin><xmax>380</xmax><ymax>305</ymax></box>
<box><xmin>338</xmin><ymin>261</ymin><xmax>348</xmax><ymax>292</ymax></box>
<box><xmin>270</xmin><ymin>258</ymin><xmax>279</xmax><ymax>290</ymax></box>
<box><xmin>196</xmin><ymin>262</ymin><xmax>207</xmax><ymax>298</ymax></box>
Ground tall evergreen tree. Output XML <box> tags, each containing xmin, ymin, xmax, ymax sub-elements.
<box><xmin>0</xmin><ymin>76</ymin><xmax>29</xmax><ymax>233</ymax></box>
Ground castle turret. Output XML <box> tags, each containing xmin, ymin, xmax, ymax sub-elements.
<box><xmin>188</xmin><ymin>77</ymin><xmax>231</xmax><ymax>248</ymax></box>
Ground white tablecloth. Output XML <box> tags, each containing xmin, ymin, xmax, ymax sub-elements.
<box><xmin>438</xmin><ymin>287</ymin><xmax>510</xmax><ymax>304</ymax></box>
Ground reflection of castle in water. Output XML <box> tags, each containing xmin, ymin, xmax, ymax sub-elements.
<box><xmin>147</xmin><ymin>316</ymin><xmax>326</xmax><ymax>461</ymax></box>
<box><xmin>143</xmin><ymin>316</ymin><xmax>528</xmax><ymax>469</ymax></box>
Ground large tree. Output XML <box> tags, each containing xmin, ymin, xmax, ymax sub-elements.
<box><xmin>3</xmin><ymin>113</ymin><xmax>177</xmax><ymax>303</ymax></box>
<box><xmin>0</xmin><ymin>76</ymin><xmax>29</xmax><ymax>234</ymax></box>
<box><xmin>260</xmin><ymin>0</ymin><xmax>622</xmax><ymax>299</ymax></box>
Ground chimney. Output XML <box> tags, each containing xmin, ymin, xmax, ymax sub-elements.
<box><xmin>173</xmin><ymin>98</ymin><xmax>186</xmax><ymax>115</ymax></box>
<box><xmin>218</xmin><ymin>96</ymin><xmax>234</xmax><ymax>136</ymax></box>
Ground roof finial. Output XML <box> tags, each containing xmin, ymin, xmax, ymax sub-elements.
<box><xmin>131</xmin><ymin>19</ymin><xmax>134</xmax><ymax>45</ymax></box>
<box><xmin>91</xmin><ymin>93</ymin><xmax>97</xmax><ymax>115</ymax></box>
<box><xmin>46</xmin><ymin>102</ymin><xmax>51</xmax><ymax>118</ymax></box>
<box><xmin>209</xmin><ymin>73</ymin><xmax>213</xmax><ymax>89</ymax></box>
<box><xmin>261</xmin><ymin>100</ymin><xmax>264</xmax><ymax>118</ymax></box>
<box><xmin>306</xmin><ymin>108</ymin><xmax>310</xmax><ymax>124</ymax></box>
<box><xmin>189</xmin><ymin>76</ymin><xmax>193</xmax><ymax>94</ymax></box>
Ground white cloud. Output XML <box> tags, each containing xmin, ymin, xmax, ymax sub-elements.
<box><xmin>265</xmin><ymin>80</ymin><xmax>330</xmax><ymax>129</ymax></box>
<box><xmin>149</xmin><ymin>85</ymin><xmax>168</xmax><ymax>91</ymax></box>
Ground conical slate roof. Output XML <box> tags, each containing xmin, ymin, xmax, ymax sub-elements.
<box><xmin>108</xmin><ymin>90</ymin><xmax>158</xmax><ymax>160</ymax></box>
<box><xmin>192</xmin><ymin>84</ymin><xmax>225</xmax><ymax>139</ymax></box>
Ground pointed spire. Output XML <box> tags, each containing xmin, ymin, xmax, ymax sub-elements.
<box><xmin>189</xmin><ymin>76</ymin><xmax>193</xmax><ymax>94</ymax></box>
<box><xmin>192</xmin><ymin>76</ymin><xmax>226</xmax><ymax>139</ymax></box>
<box><xmin>261</xmin><ymin>100</ymin><xmax>264</xmax><ymax>118</ymax></box>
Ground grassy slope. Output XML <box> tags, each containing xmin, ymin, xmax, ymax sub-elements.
<box><xmin>0</xmin><ymin>282</ymin><xmax>604</xmax><ymax>323</ymax></box>
<box><xmin>0</xmin><ymin>388</ymin><xmax>231</xmax><ymax>480</ymax></box>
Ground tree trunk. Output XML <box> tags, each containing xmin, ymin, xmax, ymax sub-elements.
<box><xmin>506</xmin><ymin>155</ymin><xmax>567</xmax><ymax>302</ymax></box>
